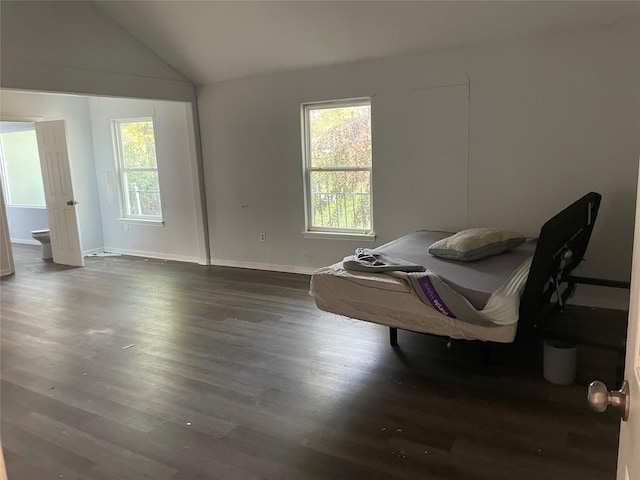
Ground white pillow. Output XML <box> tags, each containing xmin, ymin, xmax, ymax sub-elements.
<box><xmin>428</xmin><ymin>228</ymin><xmax>525</xmax><ymax>262</ymax></box>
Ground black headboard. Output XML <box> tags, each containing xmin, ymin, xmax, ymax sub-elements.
<box><xmin>518</xmin><ymin>192</ymin><xmax>602</xmax><ymax>334</ymax></box>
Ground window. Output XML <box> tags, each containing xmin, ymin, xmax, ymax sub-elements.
<box><xmin>302</xmin><ymin>99</ymin><xmax>373</xmax><ymax>234</ymax></box>
<box><xmin>0</xmin><ymin>123</ymin><xmax>46</xmax><ymax>207</ymax></box>
<box><xmin>113</xmin><ymin>119</ymin><xmax>162</xmax><ymax>220</ymax></box>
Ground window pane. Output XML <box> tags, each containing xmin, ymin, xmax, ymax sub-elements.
<box><xmin>310</xmin><ymin>170</ymin><xmax>371</xmax><ymax>230</ymax></box>
<box><xmin>309</xmin><ymin>105</ymin><xmax>371</xmax><ymax>168</ymax></box>
<box><xmin>124</xmin><ymin>170</ymin><xmax>161</xmax><ymax>217</ymax></box>
<box><xmin>120</xmin><ymin>121</ymin><xmax>157</xmax><ymax>168</ymax></box>
<box><xmin>0</xmin><ymin>129</ymin><xmax>46</xmax><ymax>206</ymax></box>
<box><xmin>116</xmin><ymin>118</ymin><xmax>162</xmax><ymax>219</ymax></box>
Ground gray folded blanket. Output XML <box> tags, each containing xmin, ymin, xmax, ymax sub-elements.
<box><xmin>343</xmin><ymin>248</ymin><xmax>426</xmax><ymax>273</ymax></box>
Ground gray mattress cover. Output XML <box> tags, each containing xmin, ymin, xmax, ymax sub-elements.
<box><xmin>374</xmin><ymin>231</ymin><xmax>537</xmax><ymax>310</ymax></box>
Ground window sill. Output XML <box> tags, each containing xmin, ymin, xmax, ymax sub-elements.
<box><xmin>117</xmin><ymin>218</ymin><xmax>164</xmax><ymax>227</ymax></box>
<box><xmin>302</xmin><ymin>231</ymin><xmax>376</xmax><ymax>242</ymax></box>
<box><xmin>6</xmin><ymin>205</ymin><xmax>46</xmax><ymax>209</ymax></box>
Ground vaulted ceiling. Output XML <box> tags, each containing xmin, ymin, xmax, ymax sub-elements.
<box><xmin>94</xmin><ymin>1</ymin><xmax>639</xmax><ymax>85</ymax></box>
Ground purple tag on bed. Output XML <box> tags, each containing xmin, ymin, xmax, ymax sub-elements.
<box><xmin>417</xmin><ymin>276</ymin><xmax>457</xmax><ymax>318</ymax></box>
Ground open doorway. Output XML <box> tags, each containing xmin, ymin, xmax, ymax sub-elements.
<box><xmin>1</xmin><ymin>89</ymin><xmax>208</xmax><ymax>268</ymax></box>
<box><xmin>0</xmin><ymin>118</ymin><xmax>86</xmax><ymax>270</ymax></box>
<box><xmin>0</xmin><ymin>121</ymin><xmax>50</xmax><ymax>269</ymax></box>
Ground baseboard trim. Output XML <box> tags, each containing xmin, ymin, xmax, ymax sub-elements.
<box><xmin>210</xmin><ymin>258</ymin><xmax>315</xmax><ymax>275</ymax></box>
<box><xmin>10</xmin><ymin>238</ymin><xmax>39</xmax><ymax>246</ymax></box>
<box><xmin>0</xmin><ymin>266</ymin><xmax>15</xmax><ymax>276</ymax></box>
<box><xmin>569</xmin><ymin>287</ymin><xmax>630</xmax><ymax>311</ymax></box>
<box><xmin>103</xmin><ymin>246</ymin><xmax>203</xmax><ymax>265</ymax></box>
<box><xmin>83</xmin><ymin>247</ymin><xmax>104</xmax><ymax>256</ymax></box>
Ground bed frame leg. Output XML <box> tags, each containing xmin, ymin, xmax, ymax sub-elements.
<box><xmin>389</xmin><ymin>327</ymin><xmax>398</xmax><ymax>346</ymax></box>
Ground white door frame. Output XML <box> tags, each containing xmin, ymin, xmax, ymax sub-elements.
<box><xmin>0</xmin><ymin>116</ymin><xmax>41</xmax><ymax>271</ymax></box>
<box><xmin>0</xmin><ymin>116</ymin><xmax>83</xmax><ymax>267</ymax></box>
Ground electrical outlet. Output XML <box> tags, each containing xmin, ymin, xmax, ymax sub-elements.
<box><xmin>259</xmin><ymin>233</ymin><xmax>266</xmax><ymax>242</ymax></box>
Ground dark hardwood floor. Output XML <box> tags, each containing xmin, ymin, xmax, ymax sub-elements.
<box><xmin>1</xmin><ymin>244</ymin><xmax>623</xmax><ymax>479</ymax></box>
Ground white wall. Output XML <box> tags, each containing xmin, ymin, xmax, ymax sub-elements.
<box><xmin>0</xmin><ymin>1</ymin><xmax>194</xmax><ymax>102</ymax></box>
<box><xmin>88</xmin><ymin>97</ymin><xmax>207</xmax><ymax>264</ymax></box>
<box><xmin>0</xmin><ymin>0</ymin><xmax>209</xmax><ymax>262</ymax></box>
<box><xmin>0</xmin><ymin>90</ymin><xmax>104</xmax><ymax>252</ymax></box>
<box><xmin>6</xmin><ymin>207</ymin><xmax>48</xmax><ymax>245</ymax></box>
<box><xmin>198</xmin><ymin>22</ymin><xmax>640</xmax><ymax>308</ymax></box>
<box><xmin>0</xmin><ymin>1</ymin><xmax>209</xmax><ymax>263</ymax></box>
<box><xmin>199</xmin><ymin>46</ymin><xmax>470</xmax><ymax>270</ymax></box>
<box><xmin>372</xmin><ymin>85</ymin><xmax>469</xmax><ymax>240</ymax></box>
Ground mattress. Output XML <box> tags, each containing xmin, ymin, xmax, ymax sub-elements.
<box><xmin>310</xmin><ymin>231</ymin><xmax>537</xmax><ymax>343</ymax></box>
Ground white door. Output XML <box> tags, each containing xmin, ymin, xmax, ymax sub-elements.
<box><xmin>616</xmin><ymin>167</ymin><xmax>640</xmax><ymax>479</ymax></box>
<box><xmin>35</xmin><ymin>120</ymin><xmax>84</xmax><ymax>267</ymax></box>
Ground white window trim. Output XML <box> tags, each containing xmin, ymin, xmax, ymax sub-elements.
<box><xmin>302</xmin><ymin>231</ymin><xmax>376</xmax><ymax>242</ymax></box>
<box><xmin>301</xmin><ymin>98</ymin><xmax>374</xmax><ymax>238</ymax></box>
<box><xmin>113</xmin><ymin>118</ymin><xmax>163</xmax><ymax>222</ymax></box>
<box><xmin>116</xmin><ymin>217</ymin><xmax>164</xmax><ymax>227</ymax></box>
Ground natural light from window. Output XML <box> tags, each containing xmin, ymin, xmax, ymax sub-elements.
<box><xmin>0</xmin><ymin>124</ymin><xmax>46</xmax><ymax>207</ymax></box>
<box><xmin>303</xmin><ymin>100</ymin><xmax>372</xmax><ymax>234</ymax></box>
<box><xmin>114</xmin><ymin>119</ymin><xmax>162</xmax><ymax>220</ymax></box>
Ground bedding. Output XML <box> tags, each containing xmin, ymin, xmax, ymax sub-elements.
<box><xmin>342</xmin><ymin>248</ymin><xmax>426</xmax><ymax>273</ymax></box>
<box><xmin>428</xmin><ymin>228</ymin><xmax>526</xmax><ymax>261</ymax></box>
<box><xmin>310</xmin><ymin>231</ymin><xmax>537</xmax><ymax>342</ymax></box>
<box><xmin>311</xmin><ymin>261</ymin><xmax>518</xmax><ymax>343</ymax></box>
<box><xmin>310</xmin><ymin>192</ymin><xmax>602</xmax><ymax>345</ymax></box>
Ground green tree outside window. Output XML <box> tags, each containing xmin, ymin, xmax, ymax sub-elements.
<box><xmin>305</xmin><ymin>103</ymin><xmax>372</xmax><ymax>231</ymax></box>
<box><xmin>117</xmin><ymin>120</ymin><xmax>162</xmax><ymax>218</ymax></box>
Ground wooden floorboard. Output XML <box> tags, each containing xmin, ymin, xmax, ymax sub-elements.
<box><xmin>1</xmin><ymin>244</ymin><xmax>623</xmax><ymax>479</ymax></box>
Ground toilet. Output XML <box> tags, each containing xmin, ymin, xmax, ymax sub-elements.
<box><xmin>31</xmin><ymin>229</ymin><xmax>53</xmax><ymax>260</ymax></box>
